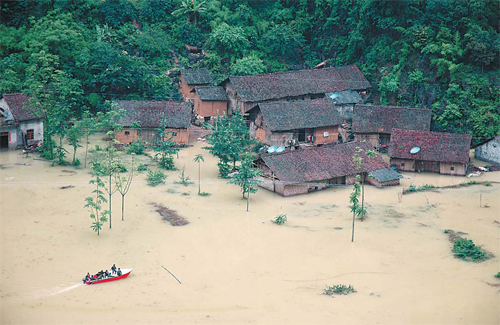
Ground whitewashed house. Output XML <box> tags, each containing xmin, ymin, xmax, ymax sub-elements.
<box><xmin>0</xmin><ymin>93</ymin><xmax>43</xmax><ymax>150</ymax></box>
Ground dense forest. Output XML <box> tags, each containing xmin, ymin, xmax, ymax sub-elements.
<box><xmin>1</xmin><ymin>0</ymin><xmax>499</xmax><ymax>144</ymax></box>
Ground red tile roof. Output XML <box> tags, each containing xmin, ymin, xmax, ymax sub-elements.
<box><xmin>262</xmin><ymin>141</ymin><xmax>388</xmax><ymax>183</ymax></box>
<box><xmin>352</xmin><ymin>105</ymin><xmax>431</xmax><ymax>134</ymax></box>
<box><xmin>389</xmin><ymin>129</ymin><xmax>472</xmax><ymax>164</ymax></box>
<box><xmin>3</xmin><ymin>93</ymin><xmax>42</xmax><ymax>122</ymax></box>
<box><xmin>228</xmin><ymin>64</ymin><xmax>370</xmax><ymax>102</ymax></box>
<box><xmin>115</xmin><ymin>100</ymin><xmax>192</xmax><ymax>129</ymax></box>
<box><xmin>258</xmin><ymin>99</ymin><xmax>345</xmax><ymax>131</ymax></box>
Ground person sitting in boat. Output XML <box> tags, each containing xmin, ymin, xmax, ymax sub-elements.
<box><xmin>111</xmin><ymin>264</ymin><xmax>117</xmax><ymax>274</ymax></box>
<box><xmin>105</xmin><ymin>270</ymin><xmax>110</xmax><ymax>278</ymax></box>
<box><xmin>117</xmin><ymin>268</ymin><xmax>122</xmax><ymax>276</ymax></box>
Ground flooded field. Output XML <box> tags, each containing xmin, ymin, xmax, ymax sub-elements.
<box><xmin>1</xmin><ymin>136</ymin><xmax>499</xmax><ymax>325</ymax></box>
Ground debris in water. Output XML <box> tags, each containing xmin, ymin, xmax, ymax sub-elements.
<box><xmin>151</xmin><ymin>203</ymin><xmax>189</xmax><ymax>226</ymax></box>
<box><xmin>60</xmin><ymin>185</ymin><xmax>74</xmax><ymax>189</ymax></box>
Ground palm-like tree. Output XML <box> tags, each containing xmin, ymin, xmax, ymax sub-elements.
<box><xmin>193</xmin><ymin>154</ymin><xmax>204</xmax><ymax>194</ymax></box>
<box><xmin>172</xmin><ymin>0</ymin><xmax>207</xmax><ymax>26</ymax></box>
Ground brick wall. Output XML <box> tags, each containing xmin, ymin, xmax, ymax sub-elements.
<box><xmin>390</xmin><ymin>158</ymin><xmax>415</xmax><ymax>172</ymax></box>
<box><xmin>355</xmin><ymin>133</ymin><xmax>379</xmax><ymax>149</ymax></box>
<box><xmin>439</xmin><ymin>161</ymin><xmax>467</xmax><ymax>176</ymax></box>
<box><xmin>115</xmin><ymin>127</ymin><xmax>189</xmax><ymax>145</ymax></box>
<box><xmin>194</xmin><ymin>99</ymin><xmax>227</xmax><ymax>117</ymax></box>
<box><xmin>314</xmin><ymin>125</ymin><xmax>339</xmax><ymax>145</ymax></box>
<box><xmin>180</xmin><ymin>75</ymin><xmax>196</xmax><ymax>99</ymax></box>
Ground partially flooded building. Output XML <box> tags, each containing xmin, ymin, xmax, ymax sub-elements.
<box><xmin>248</xmin><ymin>99</ymin><xmax>345</xmax><ymax>147</ymax></box>
<box><xmin>256</xmin><ymin>141</ymin><xmax>400</xmax><ymax>196</ymax></box>
<box><xmin>473</xmin><ymin>136</ymin><xmax>500</xmax><ymax>165</ymax></box>
<box><xmin>114</xmin><ymin>100</ymin><xmax>192</xmax><ymax>145</ymax></box>
<box><xmin>192</xmin><ymin>86</ymin><xmax>228</xmax><ymax>123</ymax></box>
<box><xmin>352</xmin><ymin>105</ymin><xmax>432</xmax><ymax>150</ymax></box>
<box><xmin>222</xmin><ymin>64</ymin><xmax>371</xmax><ymax>114</ymax></box>
<box><xmin>388</xmin><ymin>128</ymin><xmax>472</xmax><ymax>176</ymax></box>
<box><xmin>0</xmin><ymin>93</ymin><xmax>43</xmax><ymax>150</ymax></box>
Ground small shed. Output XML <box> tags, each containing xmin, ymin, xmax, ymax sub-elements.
<box><xmin>388</xmin><ymin>128</ymin><xmax>472</xmax><ymax>176</ymax></box>
<box><xmin>179</xmin><ymin>68</ymin><xmax>212</xmax><ymax>100</ymax></box>
<box><xmin>368</xmin><ymin>168</ymin><xmax>403</xmax><ymax>187</ymax></box>
<box><xmin>193</xmin><ymin>86</ymin><xmax>228</xmax><ymax>122</ymax></box>
<box><xmin>0</xmin><ymin>93</ymin><xmax>44</xmax><ymax>150</ymax></box>
<box><xmin>473</xmin><ymin>136</ymin><xmax>500</xmax><ymax>165</ymax></box>
<box><xmin>114</xmin><ymin>100</ymin><xmax>192</xmax><ymax>145</ymax></box>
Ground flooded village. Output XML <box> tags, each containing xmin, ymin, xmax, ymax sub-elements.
<box><xmin>0</xmin><ymin>1</ymin><xmax>499</xmax><ymax>324</ymax></box>
<box><xmin>1</xmin><ymin>64</ymin><xmax>499</xmax><ymax>325</ymax></box>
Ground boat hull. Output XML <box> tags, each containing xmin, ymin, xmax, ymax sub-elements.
<box><xmin>85</xmin><ymin>269</ymin><xmax>132</xmax><ymax>285</ymax></box>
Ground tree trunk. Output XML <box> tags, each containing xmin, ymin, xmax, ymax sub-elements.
<box><xmin>246</xmin><ymin>187</ymin><xmax>250</xmax><ymax>211</ymax></box>
<box><xmin>198</xmin><ymin>162</ymin><xmax>201</xmax><ymax>194</ymax></box>
<box><xmin>73</xmin><ymin>147</ymin><xmax>77</xmax><ymax>165</ymax></box>
<box><xmin>109</xmin><ymin>173</ymin><xmax>112</xmax><ymax>229</ymax></box>
<box><xmin>122</xmin><ymin>194</ymin><xmax>125</xmax><ymax>221</ymax></box>
<box><xmin>361</xmin><ymin>173</ymin><xmax>365</xmax><ymax>221</ymax></box>
<box><xmin>84</xmin><ymin>133</ymin><xmax>89</xmax><ymax>167</ymax></box>
<box><xmin>351</xmin><ymin>211</ymin><xmax>355</xmax><ymax>242</ymax></box>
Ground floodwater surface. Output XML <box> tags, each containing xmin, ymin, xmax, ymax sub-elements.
<box><xmin>1</xmin><ymin>137</ymin><xmax>499</xmax><ymax>325</ymax></box>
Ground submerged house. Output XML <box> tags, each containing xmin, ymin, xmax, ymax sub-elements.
<box><xmin>256</xmin><ymin>141</ymin><xmax>401</xmax><ymax>196</ymax></box>
<box><xmin>352</xmin><ymin>105</ymin><xmax>432</xmax><ymax>150</ymax></box>
<box><xmin>248</xmin><ymin>99</ymin><xmax>345</xmax><ymax>147</ymax></box>
<box><xmin>388</xmin><ymin>128</ymin><xmax>472</xmax><ymax>176</ymax></box>
<box><xmin>114</xmin><ymin>100</ymin><xmax>192</xmax><ymax>145</ymax></box>
<box><xmin>179</xmin><ymin>68</ymin><xmax>212</xmax><ymax>100</ymax></box>
<box><xmin>222</xmin><ymin>64</ymin><xmax>370</xmax><ymax>114</ymax></box>
<box><xmin>0</xmin><ymin>93</ymin><xmax>43</xmax><ymax>150</ymax></box>
<box><xmin>473</xmin><ymin>136</ymin><xmax>500</xmax><ymax>165</ymax></box>
<box><xmin>192</xmin><ymin>86</ymin><xmax>228</xmax><ymax>123</ymax></box>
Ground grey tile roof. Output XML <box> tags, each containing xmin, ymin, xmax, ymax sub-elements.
<box><xmin>114</xmin><ymin>100</ymin><xmax>192</xmax><ymax>129</ymax></box>
<box><xmin>180</xmin><ymin>68</ymin><xmax>212</xmax><ymax>85</ymax></box>
<box><xmin>352</xmin><ymin>105</ymin><xmax>432</xmax><ymax>134</ymax></box>
<box><xmin>3</xmin><ymin>93</ymin><xmax>42</xmax><ymax>121</ymax></box>
<box><xmin>258</xmin><ymin>99</ymin><xmax>345</xmax><ymax>132</ymax></box>
<box><xmin>228</xmin><ymin>64</ymin><xmax>370</xmax><ymax>102</ymax></box>
<box><xmin>261</xmin><ymin>141</ymin><xmax>388</xmax><ymax>183</ymax></box>
<box><xmin>369</xmin><ymin>168</ymin><xmax>403</xmax><ymax>182</ymax></box>
<box><xmin>195</xmin><ymin>86</ymin><xmax>228</xmax><ymax>101</ymax></box>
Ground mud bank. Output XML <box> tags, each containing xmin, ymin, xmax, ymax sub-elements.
<box><xmin>1</xmin><ymin>138</ymin><xmax>499</xmax><ymax>325</ymax></box>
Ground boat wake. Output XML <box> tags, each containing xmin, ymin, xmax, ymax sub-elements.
<box><xmin>32</xmin><ymin>283</ymin><xmax>83</xmax><ymax>299</ymax></box>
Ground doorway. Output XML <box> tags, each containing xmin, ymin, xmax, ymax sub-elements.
<box><xmin>0</xmin><ymin>132</ymin><xmax>9</xmax><ymax>149</ymax></box>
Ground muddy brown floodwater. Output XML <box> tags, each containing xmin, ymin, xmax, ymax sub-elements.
<box><xmin>1</xmin><ymin>135</ymin><xmax>499</xmax><ymax>325</ymax></box>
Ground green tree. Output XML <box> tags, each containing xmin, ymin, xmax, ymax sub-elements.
<box><xmin>84</xmin><ymin>175</ymin><xmax>109</xmax><ymax>236</ymax></box>
<box><xmin>228</xmin><ymin>153</ymin><xmax>262</xmax><ymax>211</ymax></box>
<box><xmin>153</xmin><ymin>117</ymin><xmax>179</xmax><ymax>170</ymax></box>
<box><xmin>193</xmin><ymin>154</ymin><xmax>204</xmax><ymax>195</ymax></box>
<box><xmin>67</xmin><ymin>118</ymin><xmax>83</xmax><ymax>166</ymax></box>
<box><xmin>230</xmin><ymin>55</ymin><xmax>266</xmax><ymax>76</ymax></box>
<box><xmin>114</xmin><ymin>154</ymin><xmax>135</xmax><ymax>221</ymax></box>
<box><xmin>172</xmin><ymin>0</ymin><xmax>207</xmax><ymax>26</ymax></box>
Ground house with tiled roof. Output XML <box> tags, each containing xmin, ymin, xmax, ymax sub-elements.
<box><xmin>473</xmin><ymin>136</ymin><xmax>500</xmax><ymax>165</ymax></box>
<box><xmin>192</xmin><ymin>86</ymin><xmax>228</xmax><ymax>123</ymax></box>
<box><xmin>388</xmin><ymin>129</ymin><xmax>472</xmax><ymax>176</ymax></box>
<box><xmin>222</xmin><ymin>64</ymin><xmax>370</xmax><ymax>114</ymax></box>
<box><xmin>352</xmin><ymin>105</ymin><xmax>432</xmax><ymax>150</ymax></box>
<box><xmin>0</xmin><ymin>93</ymin><xmax>43</xmax><ymax>149</ymax></box>
<box><xmin>113</xmin><ymin>100</ymin><xmax>192</xmax><ymax>145</ymax></box>
<box><xmin>179</xmin><ymin>68</ymin><xmax>212</xmax><ymax>100</ymax></box>
<box><xmin>248</xmin><ymin>99</ymin><xmax>346</xmax><ymax>147</ymax></box>
<box><xmin>256</xmin><ymin>141</ymin><xmax>401</xmax><ymax>196</ymax></box>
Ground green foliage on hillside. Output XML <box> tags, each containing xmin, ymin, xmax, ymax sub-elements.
<box><xmin>0</xmin><ymin>0</ymin><xmax>498</xmax><ymax>143</ymax></box>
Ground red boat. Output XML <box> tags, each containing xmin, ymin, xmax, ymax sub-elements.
<box><xmin>85</xmin><ymin>268</ymin><xmax>132</xmax><ymax>285</ymax></box>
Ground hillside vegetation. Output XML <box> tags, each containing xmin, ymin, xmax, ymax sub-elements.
<box><xmin>1</xmin><ymin>0</ymin><xmax>498</xmax><ymax>144</ymax></box>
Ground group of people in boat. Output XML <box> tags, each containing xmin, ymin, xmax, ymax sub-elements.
<box><xmin>83</xmin><ymin>264</ymin><xmax>122</xmax><ymax>283</ymax></box>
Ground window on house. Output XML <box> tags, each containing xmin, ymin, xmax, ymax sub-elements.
<box><xmin>124</xmin><ymin>131</ymin><xmax>130</xmax><ymax>136</ymax></box>
<box><xmin>323</xmin><ymin>131</ymin><xmax>329</xmax><ymax>137</ymax></box>
<box><xmin>172</xmin><ymin>132</ymin><xmax>178</xmax><ymax>136</ymax></box>
<box><xmin>401</xmin><ymin>163</ymin><xmax>405</xmax><ymax>167</ymax></box>
<box><xmin>26</xmin><ymin>129</ymin><xmax>34</xmax><ymax>140</ymax></box>
<box><xmin>450</xmin><ymin>166</ymin><xmax>455</xmax><ymax>171</ymax></box>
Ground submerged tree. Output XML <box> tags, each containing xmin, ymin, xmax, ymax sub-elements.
<box><xmin>228</xmin><ymin>153</ymin><xmax>262</xmax><ymax>211</ymax></box>
<box><xmin>67</xmin><ymin>118</ymin><xmax>83</xmax><ymax>166</ymax></box>
<box><xmin>84</xmin><ymin>175</ymin><xmax>109</xmax><ymax>236</ymax></box>
<box><xmin>193</xmin><ymin>154</ymin><xmax>204</xmax><ymax>195</ymax></box>
<box><xmin>153</xmin><ymin>117</ymin><xmax>179</xmax><ymax>170</ymax></box>
<box><xmin>114</xmin><ymin>154</ymin><xmax>135</xmax><ymax>221</ymax></box>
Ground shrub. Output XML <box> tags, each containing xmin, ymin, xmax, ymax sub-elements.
<box><xmin>495</xmin><ymin>272</ymin><xmax>500</xmax><ymax>278</ymax></box>
<box><xmin>146</xmin><ymin>170</ymin><xmax>167</xmax><ymax>187</ymax></box>
<box><xmin>452</xmin><ymin>238</ymin><xmax>487</xmax><ymax>261</ymax></box>
<box><xmin>198</xmin><ymin>191</ymin><xmax>210</xmax><ymax>196</ymax></box>
<box><xmin>274</xmin><ymin>214</ymin><xmax>287</xmax><ymax>225</ymax></box>
<box><xmin>485</xmin><ymin>182</ymin><xmax>491</xmax><ymax>187</ymax></box>
<box><xmin>175</xmin><ymin>166</ymin><xmax>193</xmax><ymax>186</ymax></box>
<box><xmin>137</xmin><ymin>164</ymin><xmax>148</xmax><ymax>171</ymax></box>
<box><xmin>127</xmin><ymin>137</ymin><xmax>146</xmax><ymax>155</ymax></box>
<box><xmin>72</xmin><ymin>158</ymin><xmax>81</xmax><ymax>166</ymax></box>
<box><xmin>404</xmin><ymin>184</ymin><xmax>436</xmax><ymax>193</ymax></box>
<box><xmin>324</xmin><ymin>284</ymin><xmax>356</xmax><ymax>296</ymax></box>
<box><xmin>444</xmin><ymin>229</ymin><xmax>451</xmax><ymax>233</ymax></box>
